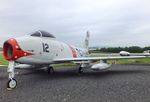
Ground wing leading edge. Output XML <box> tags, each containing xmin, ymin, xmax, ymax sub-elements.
<box><xmin>53</xmin><ymin>56</ymin><xmax>148</xmax><ymax>63</ymax></box>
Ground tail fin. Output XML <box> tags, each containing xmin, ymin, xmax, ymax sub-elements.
<box><xmin>84</xmin><ymin>31</ymin><xmax>90</xmax><ymax>49</ymax></box>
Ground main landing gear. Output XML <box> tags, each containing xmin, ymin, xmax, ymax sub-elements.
<box><xmin>78</xmin><ymin>67</ymin><xmax>83</xmax><ymax>74</ymax></box>
<box><xmin>47</xmin><ymin>66</ymin><xmax>54</xmax><ymax>74</ymax></box>
<box><xmin>78</xmin><ymin>63</ymin><xmax>89</xmax><ymax>74</ymax></box>
<box><xmin>7</xmin><ymin>61</ymin><xmax>17</xmax><ymax>90</ymax></box>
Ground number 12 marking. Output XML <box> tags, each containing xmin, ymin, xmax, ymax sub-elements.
<box><xmin>42</xmin><ymin>43</ymin><xmax>49</xmax><ymax>53</ymax></box>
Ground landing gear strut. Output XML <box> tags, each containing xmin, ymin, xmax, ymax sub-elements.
<box><xmin>47</xmin><ymin>66</ymin><xmax>54</xmax><ymax>74</ymax></box>
<box><xmin>7</xmin><ymin>61</ymin><xmax>17</xmax><ymax>90</ymax></box>
<box><xmin>78</xmin><ymin>62</ymin><xmax>90</xmax><ymax>74</ymax></box>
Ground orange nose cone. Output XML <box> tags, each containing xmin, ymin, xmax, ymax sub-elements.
<box><xmin>3</xmin><ymin>38</ymin><xmax>33</xmax><ymax>61</ymax></box>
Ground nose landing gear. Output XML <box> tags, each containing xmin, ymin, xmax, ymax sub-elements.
<box><xmin>7</xmin><ymin>78</ymin><xmax>17</xmax><ymax>90</ymax></box>
<box><xmin>7</xmin><ymin>61</ymin><xmax>17</xmax><ymax>90</ymax></box>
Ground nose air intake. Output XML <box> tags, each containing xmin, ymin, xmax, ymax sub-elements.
<box><xmin>3</xmin><ymin>38</ymin><xmax>33</xmax><ymax>61</ymax></box>
<box><xmin>3</xmin><ymin>41</ymin><xmax>13</xmax><ymax>60</ymax></box>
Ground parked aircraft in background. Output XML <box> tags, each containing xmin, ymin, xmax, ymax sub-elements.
<box><xmin>3</xmin><ymin>30</ymin><xmax>147</xmax><ymax>90</ymax></box>
<box><xmin>143</xmin><ymin>50</ymin><xmax>150</xmax><ymax>56</ymax></box>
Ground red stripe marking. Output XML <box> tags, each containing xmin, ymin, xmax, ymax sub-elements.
<box><xmin>69</xmin><ymin>45</ymin><xmax>77</xmax><ymax>58</ymax></box>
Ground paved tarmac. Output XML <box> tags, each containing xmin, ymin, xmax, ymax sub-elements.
<box><xmin>0</xmin><ymin>64</ymin><xmax>150</xmax><ymax>102</ymax></box>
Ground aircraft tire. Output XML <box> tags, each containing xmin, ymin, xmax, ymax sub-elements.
<box><xmin>78</xmin><ymin>67</ymin><xmax>83</xmax><ymax>74</ymax></box>
<box><xmin>47</xmin><ymin>66</ymin><xmax>54</xmax><ymax>74</ymax></box>
<box><xmin>7</xmin><ymin>78</ymin><xmax>17</xmax><ymax>90</ymax></box>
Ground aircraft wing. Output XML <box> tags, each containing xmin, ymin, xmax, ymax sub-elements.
<box><xmin>53</xmin><ymin>56</ymin><xmax>148</xmax><ymax>63</ymax></box>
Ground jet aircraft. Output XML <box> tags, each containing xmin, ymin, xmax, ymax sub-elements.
<box><xmin>3</xmin><ymin>30</ymin><xmax>147</xmax><ymax>90</ymax></box>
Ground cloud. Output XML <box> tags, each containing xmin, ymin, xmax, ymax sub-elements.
<box><xmin>0</xmin><ymin>0</ymin><xmax>150</xmax><ymax>47</ymax></box>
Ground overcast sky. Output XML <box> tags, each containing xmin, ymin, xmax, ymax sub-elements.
<box><xmin>0</xmin><ymin>0</ymin><xmax>150</xmax><ymax>47</ymax></box>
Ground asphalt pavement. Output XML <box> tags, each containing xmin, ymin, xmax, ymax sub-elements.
<box><xmin>0</xmin><ymin>64</ymin><xmax>150</xmax><ymax>102</ymax></box>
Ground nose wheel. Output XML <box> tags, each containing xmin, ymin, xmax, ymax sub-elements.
<box><xmin>7</xmin><ymin>78</ymin><xmax>17</xmax><ymax>90</ymax></box>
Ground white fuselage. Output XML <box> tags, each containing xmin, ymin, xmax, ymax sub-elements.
<box><xmin>15</xmin><ymin>35</ymin><xmax>88</xmax><ymax>64</ymax></box>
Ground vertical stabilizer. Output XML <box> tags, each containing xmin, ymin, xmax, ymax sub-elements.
<box><xmin>84</xmin><ymin>31</ymin><xmax>90</xmax><ymax>49</ymax></box>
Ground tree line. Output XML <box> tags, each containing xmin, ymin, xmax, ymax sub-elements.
<box><xmin>90</xmin><ymin>46</ymin><xmax>150</xmax><ymax>53</ymax></box>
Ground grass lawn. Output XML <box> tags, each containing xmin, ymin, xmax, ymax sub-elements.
<box><xmin>90</xmin><ymin>53</ymin><xmax>150</xmax><ymax>64</ymax></box>
<box><xmin>108</xmin><ymin>58</ymin><xmax>150</xmax><ymax>64</ymax></box>
<box><xmin>0</xmin><ymin>52</ymin><xmax>150</xmax><ymax>67</ymax></box>
<box><xmin>0</xmin><ymin>53</ymin><xmax>8</xmax><ymax>65</ymax></box>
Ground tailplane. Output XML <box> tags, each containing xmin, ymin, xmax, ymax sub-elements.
<box><xmin>84</xmin><ymin>31</ymin><xmax>90</xmax><ymax>49</ymax></box>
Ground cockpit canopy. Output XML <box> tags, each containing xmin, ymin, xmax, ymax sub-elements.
<box><xmin>30</xmin><ymin>30</ymin><xmax>56</xmax><ymax>38</ymax></box>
